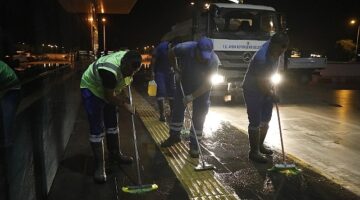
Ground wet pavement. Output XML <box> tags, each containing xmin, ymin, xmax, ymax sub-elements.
<box><xmin>209</xmin><ymin>79</ymin><xmax>360</xmax><ymax>198</ymax></box>
<box><xmin>137</xmin><ymin>80</ymin><xmax>360</xmax><ymax>200</ymax></box>
<box><xmin>48</xmin><ymin>100</ymin><xmax>188</xmax><ymax>200</ymax></box>
<box><xmin>48</xmin><ymin>79</ymin><xmax>360</xmax><ymax>200</ymax></box>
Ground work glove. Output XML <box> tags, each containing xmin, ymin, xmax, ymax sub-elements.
<box><xmin>124</xmin><ymin>103</ymin><xmax>135</xmax><ymax>115</ymax></box>
<box><xmin>183</xmin><ymin>94</ymin><xmax>194</xmax><ymax>105</ymax></box>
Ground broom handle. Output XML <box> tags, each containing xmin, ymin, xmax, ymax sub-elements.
<box><xmin>128</xmin><ymin>85</ymin><xmax>142</xmax><ymax>186</ymax></box>
<box><xmin>175</xmin><ymin>56</ymin><xmax>206</xmax><ymax>166</ymax></box>
<box><xmin>178</xmin><ymin>80</ymin><xmax>206</xmax><ymax>166</ymax></box>
<box><xmin>274</xmin><ymin>102</ymin><xmax>286</xmax><ymax>163</ymax></box>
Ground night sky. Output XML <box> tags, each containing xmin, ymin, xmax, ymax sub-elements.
<box><xmin>0</xmin><ymin>0</ymin><xmax>359</xmax><ymax>56</ymax></box>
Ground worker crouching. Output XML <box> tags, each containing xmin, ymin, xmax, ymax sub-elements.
<box><xmin>160</xmin><ymin>37</ymin><xmax>220</xmax><ymax>158</ymax></box>
<box><xmin>80</xmin><ymin>50</ymin><xmax>142</xmax><ymax>183</ymax></box>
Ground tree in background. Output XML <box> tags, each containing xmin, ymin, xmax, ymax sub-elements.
<box><xmin>333</xmin><ymin>39</ymin><xmax>356</xmax><ymax>61</ymax></box>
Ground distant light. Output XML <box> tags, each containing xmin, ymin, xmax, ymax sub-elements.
<box><xmin>204</xmin><ymin>3</ymin><xmax>210</xmax><ymax>10</ymax></box>
<box><xmin>88</xmin><ymin>17</ymin><xmax>93</xmax><ymax>22</ymax></box>
<box><xmin>291</xmin><ymin>50</ymin><xmax>301</xmax><ymax>58</ymax></box>
<box><xmin>190</xmin><ymin>2</ymin><xmax>195</xmax><ymax>6</ymax></box>
<box><xmin>350</xmin><ymin>19</ymin><xmax>356</xmax><ymax>25</ymax></box>
<box><xmin>310</xmin><ymin>53</ymin><xmax>321</xmax><ymax>58</ymax></box>
<box><xmin>270</xmin><ymin>21</ymin><xmax>274</xmax><ymax>28</ymax></box>
<box><xmin>102</xmin><ymin>18</ymin><xmax>106</xmax><ymax>23</ymax></box>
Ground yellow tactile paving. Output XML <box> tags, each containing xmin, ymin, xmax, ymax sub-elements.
<box><xmin>132</xmin><ymin>90</ymin><xmax>240</xmax><ymax>200</ymax></box>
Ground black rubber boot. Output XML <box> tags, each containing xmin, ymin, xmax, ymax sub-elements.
<box><xmin>189</xmin><ymin>142</ymin><xmax>199</xmax><ymax>158</ymax></box>
<box><xmin>90</xmin><ymin>141</ymin><xmax>107</xmax><ymax>183</ymax></box>
<box><xmin>157</xmin><ymin>99</ymin><xmax>166</xmax><ymax>122</ymax></box>
<box><xmin>248</xmin><ymin>129</ymin><xmax>267</xmax><ymax>163</ymax></box>
<box><xmin>259</xmin><ymin>124</ymin><xmax>273</xmax><ymax>155</ymax></box>
<box><xmin>160</xmin><ymin>133</ymin><xmax>181</xmax><ymax>148</ymax></box>
<box><xmin>106</xmin><ymin>134</ymin><xmax>133</xmax><ymax>165</ymax></box>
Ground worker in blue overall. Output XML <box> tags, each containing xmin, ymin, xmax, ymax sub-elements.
<box><xmin>80</xmin><ymin>50</ymin><xmax>142</xmax><ymax>183</ymax></box>
<box><xmin>242</xmin><ymin>32</ymin><xmax>289</xmax><ymax>163</ymax></box>
<box><xmin>160</xmin><ymin>37</ymin><xmax>220</xmax><ymax>158</ymax></box>
<box><xmin>151</xmin><ymin>41</ymin><xmax>175</xmax><ymax>122</ymax></box>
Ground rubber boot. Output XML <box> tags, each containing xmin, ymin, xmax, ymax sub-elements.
<box><xmin>106</xmin><ymin>134</ymin><xmax>133</xmax><ymax>165</ymax></box>
<box><xmin>189</xmin><ymin>147</ymin><xmax>200</xmax><ymax>158</ymax></box>
<box><xmin>259</xmin><ymin>124</ymin><xmax>273</xmax><ymax>155</ymax></box>
<box><xmin>189</xmin><ymin>136</ymin><xmax>199</xmax><ymax>158</ymax></box>
<box><xmin>90</xmin><ymin>141</ymin><xmax>107</xmax><ymax>183</ymax></box>
<box><xmin>157</xmin><ymin>99</ymin><xmax>166</xmax><ymax>122</ymax></box>
<box><xmin>160</xmin><ymin>132</ymin><xmax>181</xmax><ymax>148</ymax></box>
<box><xmin>248</xmin><ymin>129</ymin><xmax>267</xmax><ymax>163</ymax></box>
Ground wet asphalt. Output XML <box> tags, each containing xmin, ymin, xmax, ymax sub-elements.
<box><xmin>137</xmin><ymin>78</ymin><xmax>360</xmax><ymax>200</ymax></box>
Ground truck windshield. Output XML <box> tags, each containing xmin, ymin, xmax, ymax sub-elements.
<box><xmin>210</xmin><ymin>8</ymin><xmax>278</xmax><ymax>39</ymax></box>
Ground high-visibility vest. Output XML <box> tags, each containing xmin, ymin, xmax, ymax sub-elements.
<box><xmin>0</xmin><ymin>61</ymin><xmax>20</xmax><ymax>97</ymax></box>
<box><xmin>80</xmin><ymin>51</ymin><xmax>132</xmax><ymax>100</ymax></box>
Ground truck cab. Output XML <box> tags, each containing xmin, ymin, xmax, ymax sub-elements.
<box><xmin>162</xmin><ymin>3</ymin><xmax>285</xmax><ymax>101</ymax></box>
<box><xmin>208</xmin><ymin>3</ymin><xmax>283</xmax><ymax>101</ymax></box>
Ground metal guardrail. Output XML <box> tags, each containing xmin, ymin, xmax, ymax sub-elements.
<box><xmin>0</xmin><ymin>65</ymin><xmax>69</xmax><ymax>93</ymax></box>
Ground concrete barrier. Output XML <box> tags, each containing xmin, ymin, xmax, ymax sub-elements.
<box><xmin>1</xmin><ymin>65</ymin><xmax>82</xmax><ymax>200</ymax></box>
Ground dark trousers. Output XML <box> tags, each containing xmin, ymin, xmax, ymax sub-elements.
<box><xmin>81</xmin><ymin>88</ymin><xmax>118</xmax><ymax>142</ymax></box>
<box><xmin>169</xmin><ymin>82</ymin><xmax>210</xmax><ymax>149</ymax></box>
<box><xmin>243</xmin><ymin>88</ymin><xmax>273</xmax><ymax>130</ymax></box>
<box><xmin>0</xmin><ymin>89</ymin><xmax>21</xmax><ymax>147</ymax></box>
<box><xmin>155</xmin><ymin>72</ymin><xmax>175</xmax><ymax>100</ymax></box>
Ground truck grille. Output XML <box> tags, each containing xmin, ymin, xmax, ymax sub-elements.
<box><xmin>216</xmin><ymin>51</ymin><xmax>255</xmax><ymax>68</ymax></box>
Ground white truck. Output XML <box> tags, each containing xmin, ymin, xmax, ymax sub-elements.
<box><xmin>162</xmin><ymin>3</ymin><xmax>286</xmax><ymax>101</ymax></box>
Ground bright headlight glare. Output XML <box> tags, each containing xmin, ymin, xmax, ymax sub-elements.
<box><xmin>210</xmin><ymin>74</ymin><xmax>225</xmax><ymax>85</ymax></box>
<box><xmin>271</xmin><ymin>73</ymin><xmax>282</xmax><ymax>85</ymax></box>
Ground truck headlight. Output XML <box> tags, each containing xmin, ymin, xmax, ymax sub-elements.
<box><xmin>210</xmin><ymin>74</ymin><xmax>225</xmax><ymax>85</ymax></box>
<box><xmin>271</xmin><ymin>73</ymin><xmax>282</xmax><ymax>85</ymax></box>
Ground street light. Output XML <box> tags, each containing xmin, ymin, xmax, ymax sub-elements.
<box><xmin>350</xmin><ymin>19</ymin><xmax>360</xmax><ymax>59</ymax></box>
<box><xmin>102</xmin><ymin>17</ymin><xmax>106</xmax><ymax>52</ymax></box>
<box><xmin>88</xmin><ymin>17</ymin><xmax>94</xmax><ymax>53</ymax></box>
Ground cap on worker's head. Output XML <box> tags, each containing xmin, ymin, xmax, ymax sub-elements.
<box><xmin>270</xmin><ymin>32</ymin><xmax>289</xmax><ymax>48</ymax></box>
<box><xmin>197</xmin><ymin>37</ymin><xmax>214</xmax><ymax>61</ymax></box>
